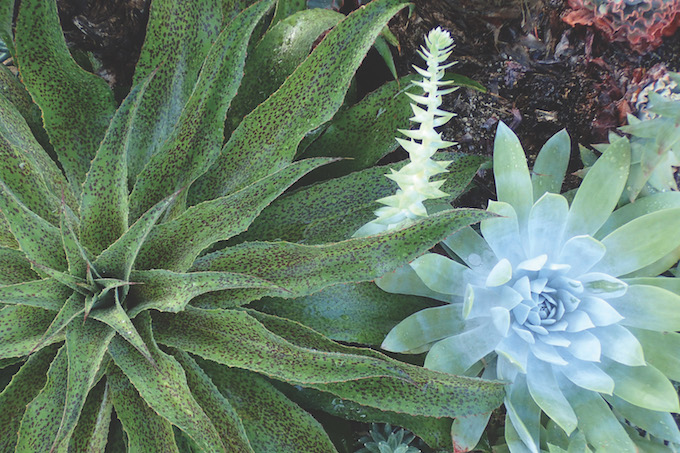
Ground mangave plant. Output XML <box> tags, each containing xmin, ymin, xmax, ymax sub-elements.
<box><xmin>0</xmin><ymin>0</ymin><xmax>506</xmax><ymax>451</ymax></box>
<box><xmin>380</xmin><ymin>123</ymin><xmax>680</xmax><ymax>452</ymax></box>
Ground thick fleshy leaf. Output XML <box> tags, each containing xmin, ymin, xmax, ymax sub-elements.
<box><xmin>50</xmin><ymin>319</ymin><xmax>115</xmax><ymax>451</ymax></box>
<box><xmin>136</xmin><ymin>158</ymin><xmax>333</xmax><ymax>272</ymax></box>
<box><xmin>32</xmin><ymin>293</ymin><xmax>84</xmax><ymax>353</ymax></box>
<box><xmin>128</xmin><ymin>270</ymin><xmax>279</xmax><ymax>316</ymax></box>
<box><xmin>107</xmin><ymin>365</ymin><xmax>179</xmax><ymax>453</ymax></box>
<box><xmin>563</xmin><ymin>136</ymin><xmax>630</xmax><ymax>238</ymax></box>
<box><xmin>200</xmin><ymin>362</ymin><xmax>337</xmax><ymax>453</ymax></box>
<box><xmin>0</xmin><ymin>180</ymin><xmax>67</xmax><ymax>272</ymax></box>
<box><xmin>579</xmin><ymin>273</ymin><xmax>627</xmax><ymax>298</ymax></box>
<box><xmin>108</xmin><ymin>312</ymin><xmax>226</xmax><ymax>452</ymax></box>
<box><xmin>410</xmin><ymin>253</ymin><xmax>468</xmax><ymax>295</ymax></box>
<box><xmin>596</xmin><ymin>191</ymin><xmax>680</xmax><ymax>239</ymax></box>
<box><xmin>493</xmin><ymin>122</ymin><xmax>533</xmax><ymax>231</ymax></box>
<box><xmin>129</xmin><ymin>0</ymin><xmax>274</xmax><ymax>220</ymax></box>
<box><xmin>505</xmin><ymin>376</ymin><xmax>541</xmax><ymax>453</ymax></box>
<box><xmin>557</xmin><ymin>359</ymin><xmax>614</xmax><ymax>394</ymax></box>
<box><xmin>600</xmin><ymin>358</ymin><xmax>679</xmax><ymax>412</ymax></box>
<box><xmin>79</xmin><ymin>76</ymin><xmax>153</xmax><ymax>255</ymax></box>
<box><xmin>127</xmin><ymin>0</ymin><xmax>222</xmax><ymax>183</ymax></box>
<box><xmin>0</xmin><ymin>94</ymin><xmax>73</xmax><ymax>225</ymax></box>
<box><xmin>591</xmin><ymin>324</ymin><xmax>644</xmax><ymax>366</ymax></box>
<box><xmin>235</xmin><ymin>153</ymin><xmax>485</xmax><ymax>244</ymax></box>
<box><xmin>0</xmin><ymin>247</ymin><xmax>39</xmax><ymax>284</ymax></box>
<box><xmin>0</xmin><ymin>304</ymin><xmax>60</xmax><ymax>359</ymax></box>
<box><xmin>250</xmin><ymin>282</ymin><xmax>436</xmax><ymax>346</ymax></box>
<box><xmin>189</xmin><ymin>0</ymin><xmax>410</xmax><ymax>202</ymax></box>
<box><xmin>607</xmin><ymin>284</ymin><xmax>680</xmax><ymax>331</ymax></box>
<box><xmin>441</xmin><ymin>226</ymin><xmax>497</xmax><ymax>274</ymax></box>
<box><xmin>191</xmin><ymin>209</ymin><xmax>492</xmax><ymax>304</ymax></box>
<box><xmin>299</xmin><ymin>74</ymin><xmax>422</xmax><ymax>179</ymax></box>
<box><xmin>15</xmin><ymin>0</ymin><xmax>115</xmax><ymax>197</ymax></box>
<box><xmin>527</xmin><ymin>193</ymin><xmax>568</xmax><ymax>258</ymax></box>
<box><xmin>481</xmin><ymin>201</ymin><xmax>525</xmax><ymax>265</ymax></box>
<box><xmin>172</xmin><ymin>351</ymin><xmax>254</xmax><ymax>452</ymax></box>
<box><xmin>0</xmin><ymin>344</ymin><xmax>58</xmax><ymax>452</ymax></box>
<box><xmin>557</xmin><ymin>235</ymin><xmax>606</xmax><ymax>278</ymax></box>
<box><xmin>451</xmin><ymin>412</ymin><xmax>491</xmax><ymax>453</ymax></box>
<box><xmin>424</xmin><ymin>323</ymin><xmax>503</xmax><ymax>375</ymax></box>
<box><xmin>629</xmin><ymin>327</ymin><xmax>680</xmax><ymax>381</ymax></box>
<box><xmin>377</xmin><ymin>260</ymin><xmax>457</xmax><ymax>303</ymax></box>
<box><xmin>226</xmin><ymin>8</ymin><xmax>344</xmax><ymax>137</ymax></box>
<box><xmin>280</xmin><ymin>384</ymin><xmax>455</xmax><ymax>451</ymax></box>
<box><xmin>90</xmin><ymin>300</ymin><xmax>154</xmax><ymax>364</ymax></box>
<box><xmin>531</xmin><ymin>129</ymin><xmax>570</xmax><ymax>200</ymax></box>
<box><xmin>67</xmin><ymin>378</ymin><xmax>113</xmax><ymax>453</ymax></box>
<box><xmin>526</xmin><ymin>356</ymin><xmax>577</xmax><ymax>434</ymax></box>
<box><xmin>15</xmin><ymin>346</ymin><xmax>67</xmax><ymax>452</ymax></box>
<box><xmin>382</xmin><ymin>304</ymin><xmax>470</xmax><ymax>354</ymax></box>
<box><xmin>605</xmin><ymin>394</ymin><xmax>680</xmax><ymax>444</ymax></box>
<box><xmin>152</xmin><ymin>308</ymin><xmax>506</xmax><ymax>418</ymax></box>
<box><xmin>594</xmin><ymin>208</ymin><xmax>680</xmax><ymax>277</ymax></box>
<box><xmin>0</xmin><ymin>278</ymin><xmax>71</xmax><ymax>311</ymax></box>
<box><xmin>559</xmin><ymin>378</ymin><xmax>636</xmax><ymax>453</ymax></box>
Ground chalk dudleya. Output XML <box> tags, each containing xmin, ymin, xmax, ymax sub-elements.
<box><xmin>354</xmin><ymin>27</ymin><xmax>456</xmax><ymax>236</ymax></box>
<box><xmin>379</xmin><ymin>123</ymin><xmax>680</xmax><ymax>451</ymax></box>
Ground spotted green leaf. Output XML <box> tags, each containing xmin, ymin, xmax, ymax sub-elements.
<box><xmin>67</xmin><ymin>378</ymin><xmax>113</xmax><ymax>452</ymax></box>
<box><xmin>0</xmin><ymin>278</ymin><xmax>70</xmax><ymax>311</ymax></box>
<box><xmin>0</xmin><ymin>305</ymin><xmax>60</xmax><ymax>359</ymax></box>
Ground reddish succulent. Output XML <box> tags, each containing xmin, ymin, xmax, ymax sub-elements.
<box><xmin>563</xmin><ymin>0</ymin><xmax>680</xmax><ymax>52</ymax></box>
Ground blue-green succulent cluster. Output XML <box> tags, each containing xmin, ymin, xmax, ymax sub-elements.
<box><xmin>378</xmin><ymin>123</ymin><xmax>680</xmax><ymax>452</ymax></box>
<box><xmin>356</xmin><ymin>423</ymin><xmax>421</xmax><ymax>453</ymax></box>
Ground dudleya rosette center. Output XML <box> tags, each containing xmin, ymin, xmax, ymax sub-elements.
<box><xmin>379</xmin><ymin>123</ymin><xmax>680</xmax><ymax>452</ymax></box>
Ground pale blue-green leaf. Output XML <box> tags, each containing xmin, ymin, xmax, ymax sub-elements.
<box><xmin>596</xmin><ymin>191</ymin><xmax>680</xmax><ymax>239</ymax></box>
<box><xmin>15</xmin><ymin>0</ymin><xmax>115</xmax><ymax>198</ymax></box>
<box><xmin>579</xmin><ymin>273</ymin><xmax>627</xmax><ymax>298</ymax></box>
<box><xmin>189</xmin><ymin>0</ymin><xmax>410</xmax><ymax>202</ymax></box>
<box><xmin>629</xmin><ymin>328</ymin><xmax>680</xmax><ymax>381</ymax></box>
<box><xmin>424</xmin><ymin>323</ymin><xmax>502</xmax><ymax>375</ymax></box>
<box><xmin>127</xmin><ymin>0</ymin><xmax>221</xmax><ymax>183</ymax></box>
<box><xmin>410</xmin><ymin>253</ymin><xmax>468</xmax><ymax>296</ymax></box>
<box><xmin>15</xmin><ymin>346</ymin><xmax>67</xmax><ymax>452</ymax></box>
<box><xmin>556</xmin><ymin>360</ymin><xmax>614</xmax><ymax>394</ymax></box>
<box><xmin>623</xmin><ymin>244</ymin><xmax>680</xmax><ymax>278</ymax></box>
<box><xmin>560</xmin><ymin>378</ymin><xmax>636</xmax><ymax>453</ymax></box>
<box><xmin>504</xmin><ymin>412</ymin><xmax>535</xmax><ymax>453</ymax></box>
<box><xmin>557</xmin><ymin>235</ymin><xmax>606</xmax><ymax>278</ymax></box>
<box><xmin>532</xmin><ymin>129</ymin><xmax>570</xmax><ymax>200</ymax></box>
<box><xmin>481</xmin><ymin>201</ymin><xmax>525</xmax><ymax>265</ymax></box>
<box><xmin>441</xmin><ymin>226</ymin><xmax>497</xmax><ymax>274</ymax></box>
<box><xmin>464</xmin><ymin>285</ymin><xmax>522</xmax><ymax>320</ymax></box>
<box><xmin>565</xmin><ymin>331</ymin><xmax>601</xmax><ymax>362</ymax></box>
<box><xmin>622</xmin><ymin>276</ymin><xmax>680</xmax><ymax>294</ymax></box>
<box><xmin>493</xmin><ymin>122</ymin><xmax>533</xmax><ymax>230</ymax></box>
<box><xmin>129</xmin><ymin>0</ymin><xmax>274</xmax><ymax>220</ymax></box>
<box><xmin>526</xmin><ymin>356</ymin><xmax>577</xmax><ymax>434</ymax></box>
<box><xmin>601</xmin><ymin>358</ymin><xmax>679</xmax><ymax>412</ymax></box>
<box><xmin>527</xmin><ymin>193</ymin><xmax>568</xmax><ymax>258</ymax></box>
<box><xmin>486</xmin><ymin>258</ymin><xmax>513</xmax><ymax>287</ymax></box>
<box><xmin>451</xmin><ymin>411</ymin><xmax>491</xmax><ymax>453</ymax></box>
<box><xmin>0</xmin><ymin>344</ymin><xmax>58</xmax><ymax>452</ymax></box>
<box><xmin>605</xmin><ymin>394</ymin><xmax>680</xmax><ymax>444</ymax></box>
<box><xmin>577</xmin><ymin>296</ymin><xmax>624</xmax><ymax>326</ymax></box>
<box><xmin>108</xmin><ymin>312</ymin><xmax>225</xmax><ymax>452</ymax></box>
<box><xmin>107</xmin><ymin>365</ymin><xmax>179</xmax><ymax>453</ymax></box>
<box><xmin>50</xmin><ymin>319</ymin><xmax>114</xmax><ymax>451</ymax></box>
<box><xmin>171</xmin><ymin>350</ymin><xmax>254</xmax><ymax>452</ymax></box>
<box><xmin>505</xmin><ymin>376</ymin><xmax>541</xmax><ymax>453</ymax></box>
<box><xmin>381</xmin><ymin>304</ymin><xmax>468</xmax><ymax>354</ymax></box>
<box><xmin>564</xmin><ymin>136</ymin><xmax>630</xmax><ymax>238</ymax></box>
<box><xmin>594</xmin><ymin>208</ymin><xmax>680</xmax><ymax>277</ymax></box>
<box><xmin>376</xmin><ymin>261</ymin><xmax>457</xmax><ymax>303</ymax></box>
<box><xmin>0</xmin><ymin>278</ymin><xmax>70</xmax><ymax>311</ymax></box>
<box><xmin>607</xmin><ymin>284</ymin><xmax>680</xmax><ymax>331</ymax></box>
<box><xmin>591</xmin><ymin>324</ymin><xmax>644</xmax><ymax>366</ymax></box>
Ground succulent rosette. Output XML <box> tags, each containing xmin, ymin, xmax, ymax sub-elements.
<box><xmin>379</xmin><ymin>123</ymin><xmax>680</xmax><ymax>451</ymax></box>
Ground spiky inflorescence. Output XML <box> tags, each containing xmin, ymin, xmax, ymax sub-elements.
<box><xmin>354</xmin><ymin>27</ymin><xmax>457</xmax><ymax>236</ymax></box>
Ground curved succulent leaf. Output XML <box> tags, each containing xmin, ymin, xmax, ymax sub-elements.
<box><xmin>0</xmin><ymin>247</ymin><xmax>39</xmax><ymax>284</ymax></box>
<box><xmin>107</xmin><ymin>366</ymin><xmax>180</xmax><ymax>453</ymax></box>
<box><xmin>189</xmin><ymin>0</ymin><xmax>410</xmax><ymax>202</ymax></box>
<box><xmin>90</xmin><ymin>300</ymin><xmax>154</xmax><ymax>364</ymax></box>
<box><xmin>129</xmin><ymin>0</ymin><xmax>275</xmax><ymax>220</ymax></box>
<box><xmin>108</xmin><ymin>312</ymin><xmax>226</xmax><ymax>452</ymax></box>
<box><xmin>15</xmin><ymin>0</ymin><xmax>115</xmax><ymax>198</ymax></box>
<box><xmin>0</xmin><ymin>305</ymin><xmax>61</xmax><ymax>359</ymax></box>
<box><xmin>152</xmin><ymin>308</ymin><xmax>506</xmax><ymax>418</ymax></box>
<box><xmin>629</xmin><ymin>327</ymin><xmax>680</xmax><ymax>382</ymax></box>
<box><xmin>0</xmin><ymin>278</ymin><xmax>71</xmax><ymax>311</ymax></box>
<box><xmin>531</xmin><ymin>129</ymin><xmax>570</xmax><ymax>200</ymax></box>
<box><xmin>67</xmin><ymin>379</ymin><xmax>113</xmax><ymax>452</ymax></box>
<box><xmin>137</xmin><ymin>158</ymin><xmax>334</xmax><ymax>272</ymax></box>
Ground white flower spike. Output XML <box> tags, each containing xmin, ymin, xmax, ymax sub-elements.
<box><xmin>355</xmin><ymin>27</ymin><xmax>457</xmax><ymax>236</ymax></box>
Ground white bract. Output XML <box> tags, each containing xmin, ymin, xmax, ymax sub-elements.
<box><xmin>355</xmin><ymin>27</ymin><xmax>456</xmax><ymax>236</ymax></box>
<box><xmin>379</xmin><ymin>123</ymin><xmax>680</xmax><ymax>452</ymax></box>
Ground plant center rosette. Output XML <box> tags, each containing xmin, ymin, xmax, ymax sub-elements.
<box><xmin>379</xmin><ymin>123</ymin><xmax>680</xmax><ymax>452</ymax></box>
